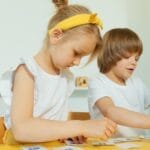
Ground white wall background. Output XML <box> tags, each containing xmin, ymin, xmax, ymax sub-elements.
<box><xmin>0</xmin><ymin>0</ymin><xmax>150</xmax><ymax>114</ymax></box>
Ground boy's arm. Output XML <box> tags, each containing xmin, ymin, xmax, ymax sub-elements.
<box><xmin>96</xmin><ymin>96</ymin><xmax>150</xmax><ymax>129</ymax></box>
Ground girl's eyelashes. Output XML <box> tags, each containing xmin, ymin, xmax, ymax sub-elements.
<box><xmin>74</xmin><ymin>49</ymin><xmax>89</xmax><ymax>57</ymax></box>
<box><xmin>74</xmin><ymin>50</ymin><xmax>83</xmax><ymax>57</ymax></box>
<box><xmin>74</xmin><ymin>50</ymin><xmax>79</xmax><ymax>56</ymax></box>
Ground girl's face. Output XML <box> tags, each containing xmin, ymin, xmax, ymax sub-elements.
<box><xmin>107</xmin><ymin>53</ymin><xmax>140</xmax><ymax>84</ymax></box>
<box><xmin>50</xmin><ymin>32</ymin><xmax>97</xmax><ymax>70</ymax></box>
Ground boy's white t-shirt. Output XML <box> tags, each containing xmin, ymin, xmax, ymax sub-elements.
<box><xmin>0</xmin><ymin>57</ymin><xmax>75</xmax><ymax>129</ymax></box>
<box><xmin>88</xmin><ymin>73</ymin><xmax>150</xmax><ymax>137</ymax></box>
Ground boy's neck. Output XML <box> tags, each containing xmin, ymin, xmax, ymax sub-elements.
<box><xmin>104</xmin><ymin>71</ymin><xmax>126</xmax><ymax>86</ymax></box>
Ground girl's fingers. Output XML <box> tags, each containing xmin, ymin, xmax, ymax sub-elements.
<box><xmin>71</xmin><ymin>137</ymin><xmax>80</xmax><ymax>144</ymax></box>
<box><xmin>109</xmin><ymin>119</ymin><xmax>117</xmax><ymax>129</ymax></box>
<box><xmin>107</xmin><ymin>124</ymin><xmax>116</xmax><ymax>134</ymax></box>
<box><xmin>104</xmin><ymin>117</ymin><xmax>117</xmax><ymax>133</ymax></box>
<box><xmin>58</xmin><ymin>138</ymin><xmax>65</xmax><ymax>143</ymax></box>
<box><xmin>77</xmin><ymin>136</ymin><xmax>85</xmax><ymax>144</ymax></box>
<box><xmin>100</xmin><ymin>134</ymin><xmax>108</xmax><ymax>141</ymax></box>
<box><xmin>105</xmin><ymin>129</ymin><xmax>113</xmax><ymax>138</ymax></box>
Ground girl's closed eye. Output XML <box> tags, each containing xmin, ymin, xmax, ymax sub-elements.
<box><xmin>74</xmin><ymin>50</ymin><xmax>79</xmax><ymax>56</ymax></box>
<box><xmin>74</xmin><ymin>48</ymin><xmax>90</xmax><ymax>56</ymax></box>
<box><xmin>73</xmin><ymin>50</ymin><xmax>83</xmax><ymax>58</ymax></box>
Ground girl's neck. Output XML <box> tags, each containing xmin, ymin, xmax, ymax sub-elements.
<box><xmin>105</xmin><ymin>71</ymin><xmax>126</xmax><ymax>85</ymax></box>
<box><xmin>34</xmin><ymin>49</ymin><xmax>60</xmax><ymax>75</ymax></box>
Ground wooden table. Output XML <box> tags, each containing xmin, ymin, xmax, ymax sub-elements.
<box><xmin>0</xmin><ymin>140</ymin><xmax>150</xmax><ymax>150</ymax></box>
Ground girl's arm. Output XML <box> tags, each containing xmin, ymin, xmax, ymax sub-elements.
<box><xmin>11</xmin><ymin>65</ymin><xmax>116</xmax><ymax>143</ymax></box>
<box><xmin>96</xmin><ymin>97</ymin><xmax>150</xmax><ymax>129</ymax></box>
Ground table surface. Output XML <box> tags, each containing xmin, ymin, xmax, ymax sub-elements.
<box><xmin>0</xmin><ymin>140</ymin><xmax>150</xmax><ymax>150</ymax></box>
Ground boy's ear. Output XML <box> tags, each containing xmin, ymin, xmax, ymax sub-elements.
<box><xmin>49</xmin><ymin>29</ymin><xmax>63</xmax><ymax>44</ymax></box>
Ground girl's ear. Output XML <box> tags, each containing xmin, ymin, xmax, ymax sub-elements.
<box><xmin>49</xmin><ymin>29</ymin><xmax>63</xmax><ymax>44</ymax></box>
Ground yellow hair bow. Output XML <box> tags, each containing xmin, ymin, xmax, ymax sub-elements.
<box><xmin>48</xmin><ymin>13</ymin><xmax>103</xmax><ymax>35</ymax></box>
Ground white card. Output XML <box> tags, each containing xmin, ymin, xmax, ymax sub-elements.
<box><xmin>91</xmin><ymin>141</ymin><xmax>115</xmax><ymax>146</ymax></box>
<box><xmin>117</xmin><ymin>143</ymin><xmax>140</xmax><ymax>149</ymax></box>
<box><xmin>52</xmin><ymin>146</ymin><xmax>82</xmax><ymax>150</ymax></box>
<box><xmin>22</xmin><ymin>145</ymin><xmax>47</xmax><ymax>150</ymax></box>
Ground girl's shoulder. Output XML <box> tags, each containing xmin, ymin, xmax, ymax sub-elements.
<box><xmin>0</xmin><ymin>57</ymin><xmax>36</xmax><ymax>79</ymax></box>
<box><xmin>0</xmin><ymin>57</ymin><xmax>35</xmax><ymax>105</ymax></box>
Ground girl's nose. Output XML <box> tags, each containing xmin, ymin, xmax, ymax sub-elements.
<box><xmin>73</xmin><ymin>57</ymin><xmax>81</xmax><ymax>66</ymax></box>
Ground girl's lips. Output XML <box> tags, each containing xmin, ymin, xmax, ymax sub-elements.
<box><xmin>68</xmin><ymin>64</ymin><xmax>74</xmax><ymax>67</ymax></box>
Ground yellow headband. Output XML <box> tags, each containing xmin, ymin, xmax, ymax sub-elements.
<box><xmin>48</xmin><ymin>13</ymin><xmax>103</xmax><ymax>35</ymax></box>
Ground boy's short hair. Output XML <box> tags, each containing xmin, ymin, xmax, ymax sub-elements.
<box><xmin>98</xmin><ymin>28</ymin><xmax>143</xmax><ymax>73</ymax></box>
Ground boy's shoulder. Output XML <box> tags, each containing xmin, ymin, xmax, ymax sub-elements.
<box><xmin>89</xmin><ymin>73</ymin><xmax>107</xmax><ymax>85</ymax></box>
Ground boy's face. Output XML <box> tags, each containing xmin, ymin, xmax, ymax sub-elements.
<box><xmin>50</xmin><ymin>33</ymin><xmax>97</xmax><ymax>70</ymax></box>
<box><xmin>110</xmin><ymin>53</ymin><xmax>140</xmax><ymax>83</ymax></box>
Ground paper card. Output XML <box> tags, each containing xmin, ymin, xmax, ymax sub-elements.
<box><xmin>117</xmin><ymin>143</ymin><xmax>140</xmax><ymax>150</ymax></box>
<box><xmin>52</xmin><ymin>146</ymin><xmax>82</xmax><ymax>150</ymax></box>
<box><xmin>22</xmin><ymin>145</ymin><xmax>47</xmax><ymax>150</ymax></box>
<box><xmin>142</xmin><ymin>135</ymin><xmax>150</xmax><ymax>141</ymax></box>
<box><xmin>90</xmin><ymin>136</ymin><xmax>142</xmax><ymax>146</ymax></box>
<box><xmin>91</xmin><ymin>141</ymin><xmax>115</xmax><ymax>146</ymax></box>
<box><xmin>109</xmin><ymin>137</ymin><xmax>142</xmax><ymax>143</ymax></box>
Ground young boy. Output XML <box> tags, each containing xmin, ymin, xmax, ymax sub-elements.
<box><xmin>88</xmin><ymin>28</ymin><xmax>150</xmax><ymax>137</ymax></box>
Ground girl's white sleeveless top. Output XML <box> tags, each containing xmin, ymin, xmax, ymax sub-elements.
<box><xmin>0</xmin><ymin>57</ymin><xmax>75</xmax><ymax>129</ymax></box>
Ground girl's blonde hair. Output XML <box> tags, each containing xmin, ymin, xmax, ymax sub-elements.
<box><xmin>43</xmin><ymin>0</ymin><xmax>102</xmax><ymax>64</ymax></box>
<box><xmin>98</xmin><ymin>28</ymin><xmax>143</xmax><ymax>73</ymax></box>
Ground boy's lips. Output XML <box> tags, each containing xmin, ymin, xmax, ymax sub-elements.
<box><xmin>127</xmin><ymin>68</ymin><xmax>135</xmax><ymax>72</ymax></box>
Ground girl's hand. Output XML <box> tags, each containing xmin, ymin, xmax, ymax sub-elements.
<box><xmin>59</xmin><ymin>136</ymin><xmax>86</xmax><ymax>144</ymax></box>
<box><xmin>68</xmin><ymin>136</ymin><xmax>86</xmax><ymax>144</ymax></box>
<box><xmin>81</xmin><ymin>117</ymin><xmax>117</xmax><ymax>140</ymax></box>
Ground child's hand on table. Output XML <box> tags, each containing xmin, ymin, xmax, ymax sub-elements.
<box><xmin>82</xmin><ymin>117</ymin><xmax>117</xmax><ymax>140</ymax></box>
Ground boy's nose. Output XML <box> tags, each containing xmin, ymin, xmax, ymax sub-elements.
<box><xmin>130</xmin><ymin>60</ymin><xmax>137</xmax><ymax>67</ymax></box>
<box><xmin>132</xmin><ymin>58</ymin><xmax>137</xmax><ymax>65</ymax></box>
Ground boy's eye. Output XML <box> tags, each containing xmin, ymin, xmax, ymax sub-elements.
<box><xmin>135</xmin><ymin>57</ymin><xmax>140</xmax><ymax>61</ymax></box>
<box><xmin>123</xmin><ymin>53</ymin><xmax>131</xmax><ymax>59</ymax></box>
<box><xmin>123</xmin><ymin>55</ymin><xmax>130</xmax><ymax>59</ymax></box>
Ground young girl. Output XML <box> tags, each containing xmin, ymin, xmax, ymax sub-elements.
<box><xmin>88</xmin><ymin>28</ymin><xmax>150</xmax><ymax>137</ymax></box>
<box><xmin>0</xmin><ymin>0</ymin><xmax>116</xmax><ymax>143</ymax></box>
